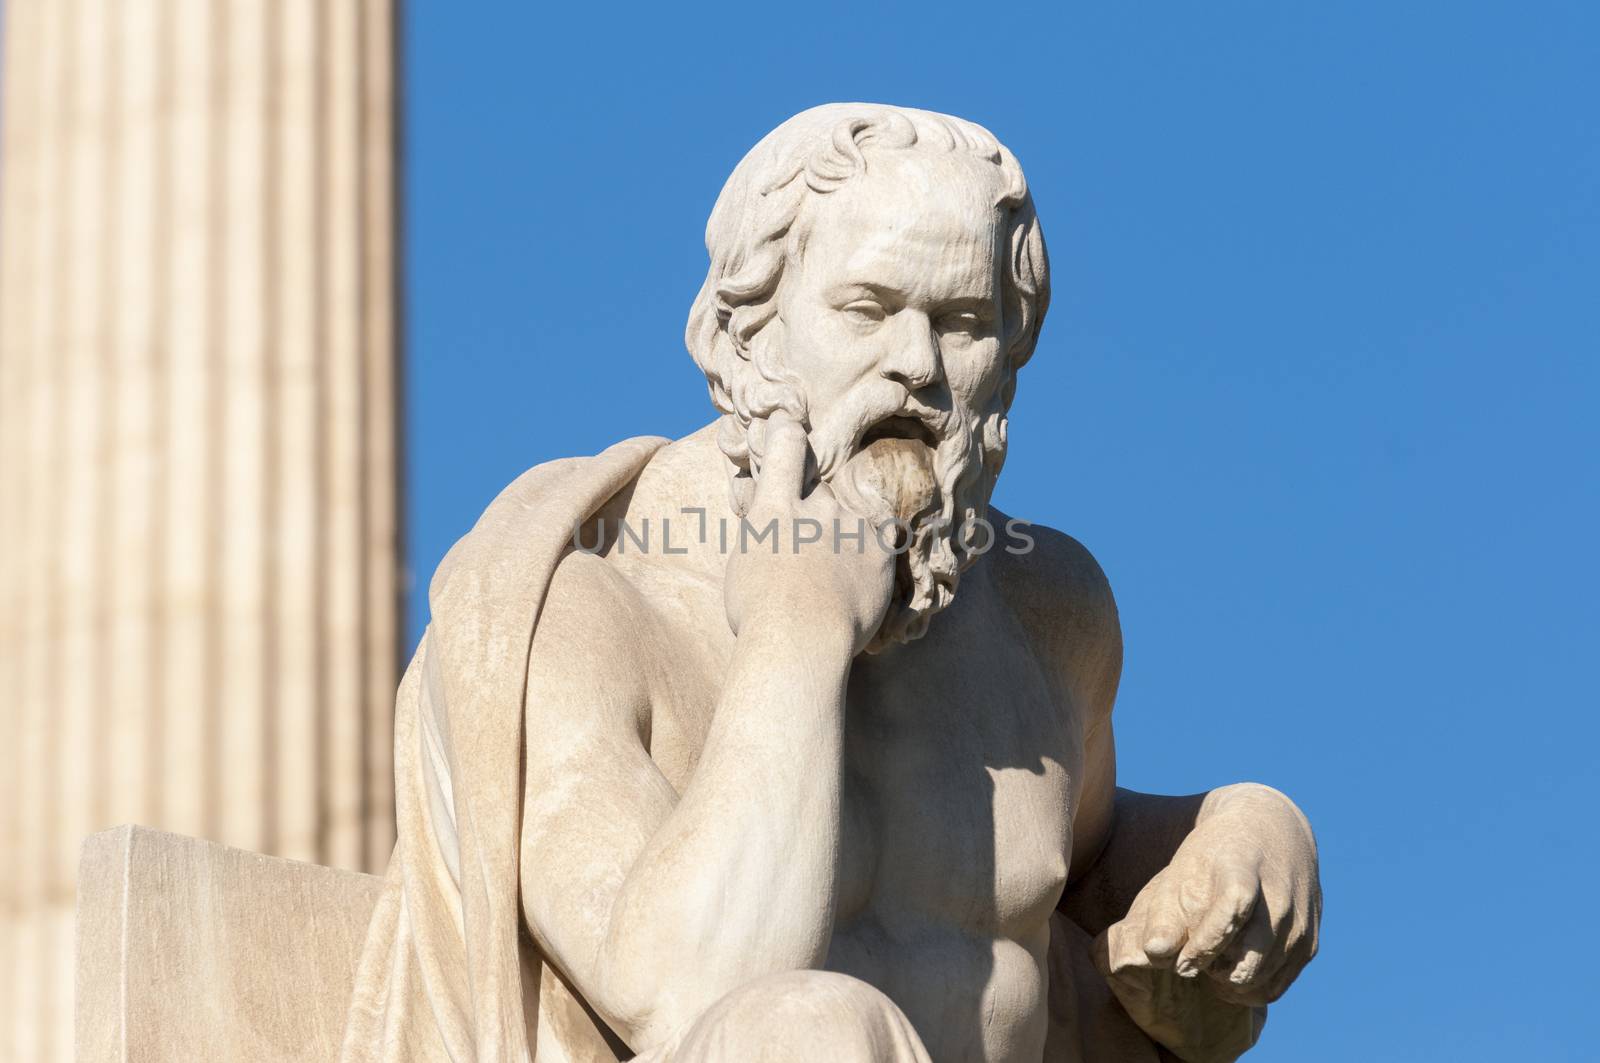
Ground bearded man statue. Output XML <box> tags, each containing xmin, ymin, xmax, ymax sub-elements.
<box><xmin>338</xmin><ymin>103</ymin><xmax>1322</xmax><ymax>1063</ymax></box>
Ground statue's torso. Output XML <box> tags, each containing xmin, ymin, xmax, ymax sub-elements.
<box><xmin>526</xmin><ymin>440</ymin><xmax>1099</xmax><ymax>1062</ymax></box>
<box><xmin>827</xmin><ymin>573</ymin><xmax>1083</xmax><ymax>1063</ymax></box>
<box><xmin>627</xmin><ymin>548</ymin><xmax>1083</xmax><ymax>1063</ymax></box>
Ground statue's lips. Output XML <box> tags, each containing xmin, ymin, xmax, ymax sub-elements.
<box><xmin>859</xmin><ymin>414</ymin><xmax>938</xmax><ymax>450</ymax></box>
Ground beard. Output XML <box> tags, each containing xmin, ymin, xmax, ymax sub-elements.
<box><xmin>730</xmin><ymin>382</ymin><xmax>1004</xmax><ymax>655</ymax></box>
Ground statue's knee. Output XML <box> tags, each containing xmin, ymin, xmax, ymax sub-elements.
<box><xmin>728</xmin><ymin>969</ymin><xmax>905</xmax><ymax>1030</ymax></box>
<box><xmin>670</xmin><ymin>970</ymin><xmax>928</xmax><ymax>1062</ymax></box>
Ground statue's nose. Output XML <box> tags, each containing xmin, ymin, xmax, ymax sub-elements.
<box><xmin>878</xmin><ymin>313</ymin><xmax>943</xmax><ymax>391</ymax></box>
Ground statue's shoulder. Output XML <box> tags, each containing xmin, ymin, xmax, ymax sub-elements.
<box><xmin>425</xmin><ymin>434</ymin><xmax>672</xmax><ymax>694</ymax></box>
<box><xmin>987</xmin><ymin>511</ymin><xmax>1122</xmax><ymax>711</ymax></box>
<box><xmin>428</xmin><ymin>434</ymin><xmax>669</xmax><ymax>603</ymax></box>
<box><xmin>987</xmin><ymin>510</ymin><xmax>1118</xmax><ymax>627</ymax></box>
<box><xmin>523</xmin><ymin>539</ymin><xmax>659</xmax><ymax>721</ymax></box>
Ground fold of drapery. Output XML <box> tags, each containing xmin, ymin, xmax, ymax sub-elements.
<box><xmin>339</xmin><ymin>436</ymin><xmax>668</xmax><ymax>1063</ymax></box>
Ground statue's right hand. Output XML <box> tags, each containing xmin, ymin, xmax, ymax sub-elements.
<box><xmin>724</xmin><ymin>411</ymin><xmax>895</xmax><ymax>655</ymax></box>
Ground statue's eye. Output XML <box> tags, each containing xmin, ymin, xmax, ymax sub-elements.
<box><xmin>937</xmin><ymin>310</ymin><xmax>985</xmax><ymax>335</ymax></box>
<box><xmin>841</xmin><ymin>301</ymin><xmax>887</xmax><ymax>325</ymax></box>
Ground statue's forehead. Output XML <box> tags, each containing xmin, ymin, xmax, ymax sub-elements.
<box><xmin>798</xmin><ymin>151</ymin><xmax>1006</xmax><ymax>290</ymax></box>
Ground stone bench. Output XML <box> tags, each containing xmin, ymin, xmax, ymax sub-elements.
<box><xmin>76</xmin><ymin>826</ymin><xmax>382</xmax><ymax>1062</ymax></box>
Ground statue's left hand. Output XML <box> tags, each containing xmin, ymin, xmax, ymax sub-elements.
<box><xmin>1098</xmin><ymin>784</ymin><xmax>1321</xmax><ymax>1010</ymax></box>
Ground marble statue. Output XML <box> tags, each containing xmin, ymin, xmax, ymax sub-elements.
<box><xmin>338</xmin><ymin>104</ymin><xmax>1322</xmax><ymax>1063</ymax></box>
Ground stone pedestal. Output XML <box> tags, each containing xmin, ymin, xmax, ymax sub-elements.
<box><xmin>76</xmin><ymin>826</ymin><xmax>382</xmax><ymax>1063</ymax></box>
<box><xmin>0</xmin><ymin>1</ymin><xmax>401</xmax><ymax>1057</ymax></box>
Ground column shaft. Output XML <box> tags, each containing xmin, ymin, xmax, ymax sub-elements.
<box><xmin>0</xmin><ymin>2</ymin><xmax>402</xmax><ymax>1058</ymax></box>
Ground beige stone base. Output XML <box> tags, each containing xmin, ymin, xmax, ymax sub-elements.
<box><xmin>76</xmin><ymin>826</ymin><xmax>382</xmax><ymax>1063</ymax></box>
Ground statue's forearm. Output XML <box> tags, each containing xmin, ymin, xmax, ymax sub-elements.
<box><xmin>1064</xmin><ymin>784</ymin><xmax>1315</xmax><ymax>1063</ymax></box>
<box><xmin>597</xmin><ymin>609</ymin><xmax>853</xmax><ymax>1045</ymax></box>
<box><xmin>1064</xmin><ymin>784</ymin><xmax>1313</xmax><ymax>938</ymax></box>
<box><xmin>1062</xmin><ymin>788</ymin><xmax>1206</xmax><ymax>938</ymax></box>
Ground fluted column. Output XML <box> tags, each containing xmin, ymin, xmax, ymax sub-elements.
<box><xmin>0</xmin><ymin>2</ymin><xmax>401</xmax><ymax>1059</ymax></box>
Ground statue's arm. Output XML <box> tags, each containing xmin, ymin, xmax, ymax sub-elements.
<box><xmin>1058</xmin><ymin>618</ymin><xmax>1321</xmax><ymax>1013</ymax></box>
<box><xmin>1025</xmin><ymin>528</ymin><xmax>1320</xmax><ymax>1061</ymax></box>
<box><xmin>518</xmin><ymin>552</ymin><xmax>854</xmax><ymax>1053</ymax></box>
<box><xmin>1060</xmin><ymin>700</ymin><xmax>1320</xmax><ymax>1063</ymax></box>
<box><xmin>1064</xmin><ymin>776</ymin><xmax>1320</xmax><ymax>970</ymax></box>
<box><xmin>1062</xmin><ymin>768</ymin><xmax>1320</xmax><ymax>1062</ymax></box>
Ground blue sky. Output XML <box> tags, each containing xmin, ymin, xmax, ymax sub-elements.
<box><xmin>405</xmin><ymin>3</ymin><xmax>1598</xmax><ymax>1058</ymax></box>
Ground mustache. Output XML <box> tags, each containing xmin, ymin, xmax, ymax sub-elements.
<box><xmin>813</xmin><ymin>396</ymin><xmax>960</xmax><ymax>481</ymax></box>
<box><xmin>863</xmin><ymin>396</ymin><xmax>958</xmax><ymax>442</ymax></box>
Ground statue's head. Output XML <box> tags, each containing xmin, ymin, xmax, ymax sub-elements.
<box><xmin>686</xmin><ymin>103</ymin><xmax>1050</xmax><ymax>650</ymax></box>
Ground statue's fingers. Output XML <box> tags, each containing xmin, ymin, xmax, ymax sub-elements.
<box><xmin>1257</xmin><ymin>925</ymin><xmax>1318</xmax><ymax>1003</ymax></box>
<box><xmin>752</xmin><ymin>410</ymin><xmax>810</xmax><ymax>508</ymax></box>
<box><xmin>1137</xmin><ymin>879</ymin><xmax>1188</xmax><ymax>965</ymax></box>
<box><xmin>1174</xmin><ymin>867</ymin><xmax>1256</xmax><ymax>978</ymax></box>
<box><xmin>1209</xmin><ymin>898</ymin><xmax>1274</xmax><ymax>992</ymax></box>
<box><xmin>1101</xmin><ymin>920</ymin><xmax>1154</xmax><ymax>976</ymax></box>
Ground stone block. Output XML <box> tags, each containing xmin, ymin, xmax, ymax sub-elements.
<box><xmin>76</xmin><ymin>826</ymin><xmax>382</xmax><ymax>1062</ymax></box>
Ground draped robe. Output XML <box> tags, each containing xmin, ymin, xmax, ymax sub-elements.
<box><xmin>339</xmin><ymin>436</ymin><xmax>666</xmax><ymax>1063</ymax></box>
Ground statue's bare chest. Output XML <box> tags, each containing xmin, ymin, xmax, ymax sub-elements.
<box><xmin>631</xmin><ymin>554</ymin><xmax>1083</xmax><ymax>940</ymax></box>
<box><xmin>632</xmin><ymin>561</ymin><xmax>1086</xmax><ymax>1063</ymax></box>
<box><xmin>834</xmin><ymin>618</ymin><xmax>1082</xmax><ymax>942</ymax></box>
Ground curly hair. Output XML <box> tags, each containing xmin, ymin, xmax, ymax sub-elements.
<box><xmin>684</xmin><ymin>103</ymin><xmax>1051</xmax><ymax>474</ymax></box>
